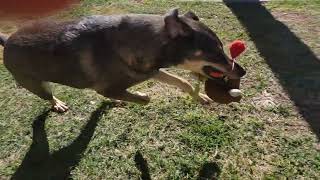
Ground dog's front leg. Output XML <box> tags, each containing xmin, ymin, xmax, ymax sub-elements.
<box><xmin>153</xmin><ymin>70</ymin><xmax>212</xmax><ymax>104</ymax></box>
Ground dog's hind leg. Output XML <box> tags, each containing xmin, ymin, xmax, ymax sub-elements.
<box><xmin>153</xmin><ymin>69</ymin><xmax>213</xmax><ymax>104</ymax></box>
<box><xmin>13</xmin><ymin>75</ymin><xmax>68</xmax><ymax>112</ymax></box>
<box><xmin>97</xmin><ymin>89</ymin><xmax>150</xmax><ymax>105</ymax></box>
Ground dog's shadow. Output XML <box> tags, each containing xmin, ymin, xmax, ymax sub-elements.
<box><xmin>134</xmin><ymin>151</ymin><xmax>152</xmax><ymax>180</ymax></box>
<box><xmin>197</xmin><ymin>162</ymin><xmax>221</xmax><ymax>180</ymax></box>
<box><xmin>11</xmin><ymin>102</ymin><xmax>112</xmax><ymax>180</ymax></box>
<box><xmin>134</xmin><ymin>151</ymin><xmax>221</xmax><ymax>180</ymax></box>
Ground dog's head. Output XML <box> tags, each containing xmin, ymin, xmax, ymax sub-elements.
<box><xmin>164</xmin><ymin>9</ymin><xmax>246</xmax><ymax>79</ymax></box>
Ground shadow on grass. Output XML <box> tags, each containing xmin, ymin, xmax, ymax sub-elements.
<box><xmin>134</xmin><ymin>151</ymin><xmax>151</xmax><ymax>180</ymax></box>
<box><xmin>224</xmin><ymin>1</ymin><xmax>320</xmax><ymax>139</ymax></box>
<box><xmin>197</xmin><ymin>162</ymin><xmax>221</xmax><ymax>180</ymax></box>
<box><xmin>11</xmin><ymin>102</ymin><xmax>112</xmax><ymax>180</ymax></box>
<box><xmin>134</xmin><ymin>151</ymin><xmax>220</xmax><ymax>180</ymax></box>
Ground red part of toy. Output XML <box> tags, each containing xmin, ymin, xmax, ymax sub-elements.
<box><xmin>229</xmin><ymin>40</ymin><xmax>246</xmax><ymax>59</ymax></box>
<box><xmin>210</xmin><ymin>71</ymin><xmax>224</xmax><ymax>78</ymax></box>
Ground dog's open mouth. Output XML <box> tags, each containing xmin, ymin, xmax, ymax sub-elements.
<box><xmin>202</xmin><ymin>65</ymin><xmax>224</xmax><ymax>79</ymax></box>
<box><xmin>202</xmin><ymin>65</ymin><xmax>243</xmax><ymax>101</ymax></box>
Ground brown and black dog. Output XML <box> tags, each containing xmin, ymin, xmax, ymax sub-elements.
<box><xmin>0</xmin><ymin>9</ymin><xmax>245</xmax><ymax>112</ymax></box>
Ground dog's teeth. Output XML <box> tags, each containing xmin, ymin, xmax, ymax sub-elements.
<box><xmin>229</xmin><ymin>89</ymin><xmax>242</xmax><ymax>97</ymax></box>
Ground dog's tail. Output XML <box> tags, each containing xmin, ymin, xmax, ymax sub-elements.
<box><xmin>0</xmin><ymin>33</ymin><xmax>8</xmax><ymax>47</ymax></box>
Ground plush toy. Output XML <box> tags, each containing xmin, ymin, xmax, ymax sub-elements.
<box><xmin>202</xmin><ymin>40</ymin><xmax>246</xmax><ymax>104</ymax></box>
<box><xmin>229</xmin><ymin>40</ymin><xmax>246</xmax><ymax>70</ymax></box>
<box><xmin>205</xmin><ymin>78</ymin><xmax>242</xmax><ymax>104</ymax></box>
<box><xmin>230</xmin><ymin>40</ymin><xmax>246</xmax><ymax>59</ymax></box>
<box><xmin>209</xmin><ymin>40</ymin><xmax>246</xmax><ymax>78</ymax></box>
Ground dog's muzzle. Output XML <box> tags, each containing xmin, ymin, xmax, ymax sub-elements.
<box><xmin>202</xmin><ymin>62</ymin><xmax>246</xmax><ymax>80</ymax></box>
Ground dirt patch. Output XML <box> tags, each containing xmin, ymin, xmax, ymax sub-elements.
<box><xmin>273</xmin><ymin>11</ymin><xmax>311</xmax><ymax>24</ymax></box>
<box><xmin>252</xmin><ymin>90</ymin><xmax>277</xmax><ymax>109</ymax></box>
<box><xmin>272</xmin><ymin>10</ymin><xmax>320</xmax><ymax>56</ymax></box>
<box><xmin>273</xmin><ymin>10</ymin><xmax>320</xmax><ymax>40</ymax></box>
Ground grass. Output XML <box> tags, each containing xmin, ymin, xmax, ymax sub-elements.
<box><xmin>0</xmin><ymin>0</ymin><xmax>320</xmax><ymax>179</ymax></box>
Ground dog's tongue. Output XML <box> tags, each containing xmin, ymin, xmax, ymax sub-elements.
<box><xmin>210</xmin><ymin>71</ymin><xmax>223</xmax><ymax>78</ymax></box>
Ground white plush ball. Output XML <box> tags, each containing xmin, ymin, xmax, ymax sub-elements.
<box><xmin>229</xmin><ymin>89</ymin><xmax>242</xmax><ymax>97</ymax></box>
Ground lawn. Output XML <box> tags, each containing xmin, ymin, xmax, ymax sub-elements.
<box><xmin>0</xmin><ymin>0</ymin><xmax>320</xmax><ymax>179</ymax></box>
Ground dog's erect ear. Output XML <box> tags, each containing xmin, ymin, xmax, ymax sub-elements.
<box><xmin>164</xmin><ymin>8</ymin><xmax>192</xmax><ymax>38</ymax></box>
<box><xmin>183</xmin><ymin>11</ymin><xmax>199</xmax><ymax>21</ymax></box>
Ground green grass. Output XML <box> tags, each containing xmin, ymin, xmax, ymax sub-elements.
<box><xmin>1</xmin><ymin>0</ymin><xmax>320</xmax><ymax>179</ymax></box>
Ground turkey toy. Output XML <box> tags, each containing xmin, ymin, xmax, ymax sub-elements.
<box><xmin>204</xmin><ymin>40</ymin><xmax>246</xmax><ymax>104</ymax></box>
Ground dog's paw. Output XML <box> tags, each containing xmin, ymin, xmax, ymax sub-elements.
<box><xmin>110</xmin><ymin>99</ymin><xmax>128</xmax><ymax>107</ymax></box>
<box><xmin>193</xmin><ymin>93</ymin><xmax>213</xmax><ymax>104</ymax></box>
<box><xmin>136</xmin><ymin>92</ymin><xmax>150</xmax><ymax>105</ymax></box>
<box><xmin>51</xmin><ymin>97</ymin><xmax>69</xmax><ymax>113</ymax></box>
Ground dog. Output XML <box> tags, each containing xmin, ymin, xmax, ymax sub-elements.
<box><xmin>0</xmin><ymin>9</ymin><xmax>246</xmax><ymax>112</ymax></box>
